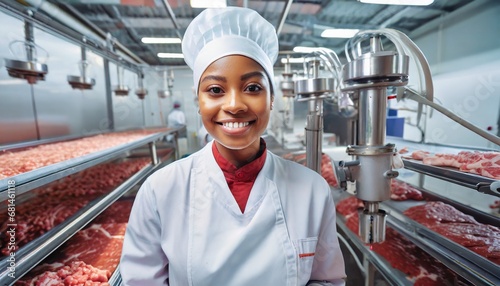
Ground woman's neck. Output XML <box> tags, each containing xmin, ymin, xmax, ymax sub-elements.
<box><xmin>214</xmin><ymin>140</ymin><xmax>262</xmax><ymax>168</ymax></box>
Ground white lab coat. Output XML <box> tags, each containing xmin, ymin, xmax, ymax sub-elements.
<box><xmin>120</xmin><ymin>140</ymin><xmax>346</xmax><ymax>286</ymax></box>
<box><xmin>167</xmin><ymin>109</ymin><xmax>186</xmax><ymax>127</ymax></box>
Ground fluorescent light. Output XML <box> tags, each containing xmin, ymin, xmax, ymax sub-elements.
<box><xmin>190</xmin><ymin>0</ymin><xmax>226</xmax><ymax>8</ymax></box>
<box><xmin>293</xmin><ymin>46</ymin><xmax>323</xmax><ymax>53</ymax></box>
<box><xmin>358</xmin><ymin>0</ymin><xmax>434</xmax><ymax>5</ymax></box>
<box><xmin>280</xmin><ymin>57</ymin><xmax>305</xmax><ymax>64</ymax></box>
<box><xmin>142</xmin><ymin>37</ymin><xmax>181</xmax><ymax>44</ymax></box>
<box><xmin>157</xmin><ymin>53</ymin><xmax>184</xmax><ymax>59</ymax></box>
<box><xmin>321</xmin><ymin>29</ymin><xmax>360</xmax><ymax>38</ymax></box>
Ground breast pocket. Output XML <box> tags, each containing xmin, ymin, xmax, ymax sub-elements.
<box><xmin>295</xmin><ymin>237</ymin><xmax>318</xmax><ymax>285</ymax></box>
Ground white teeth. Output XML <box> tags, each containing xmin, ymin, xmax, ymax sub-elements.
<box><xmin>223</xmin><ymin>122</ymin><xmax>249</xmax><ymax>129</ymax></box>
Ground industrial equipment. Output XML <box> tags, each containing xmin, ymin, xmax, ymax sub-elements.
<box><xmin>4</xmin><ymin>10</ymin><xmax>48</xmax><ymax>84</ymax></box>
<box><xmin>67</xmin><ymin>38</ymin><xmax>95</xmax><ymax>90</ymax></box>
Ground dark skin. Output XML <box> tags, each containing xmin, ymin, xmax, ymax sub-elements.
<box><xmin>197</xmin><ymin>55</ymin><xmax>274</xmax><ymax>168</ymax></box>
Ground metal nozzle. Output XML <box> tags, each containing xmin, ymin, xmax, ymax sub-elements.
<box><xmin>359</xmin><ymin>202</ymin><xmax>387</xmax><ymax>244</ymax></box>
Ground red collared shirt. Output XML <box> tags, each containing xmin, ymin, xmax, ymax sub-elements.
<box><xmin>212</xmin><ymin>139</ymin><xmax>267</xmax><ymax>213</ymax></box>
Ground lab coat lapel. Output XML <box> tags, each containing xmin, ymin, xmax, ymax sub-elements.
<box><xmin>188</xmin><ymin>144</ymin><xmax>298</xmax><ymax>285</ymax></box>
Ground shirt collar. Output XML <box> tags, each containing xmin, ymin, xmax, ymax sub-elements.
<box><xmin>212</xmin><ymin>138</ymin><xmax>267</xmax><ymax>182</ymax></box>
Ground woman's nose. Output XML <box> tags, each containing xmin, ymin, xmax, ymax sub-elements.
<box><xmin>222</xmin><ymin>90</ymin><xmax>248</xmax><ymax>114</ymax></box>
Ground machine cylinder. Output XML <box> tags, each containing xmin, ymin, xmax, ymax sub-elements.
<box><xmin>358</xmin><ymin>88</ymin><xmax>387</xmax><ymax>146</ymax></box>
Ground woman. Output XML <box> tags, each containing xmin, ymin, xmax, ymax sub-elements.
<box><xmin>120</xmin><ymin>7</ymin><xmax>346</xmax><ymax>286</ymax></box>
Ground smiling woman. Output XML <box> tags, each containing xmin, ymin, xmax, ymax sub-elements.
<box><xmin>120</xmin><ymin>6</ymin><xmax>346</xmax><ymax>286</ymax></box>
<box><xmin>198</xmin><ymin>56</ymin><xmax>273</xmax><ymax>163</ymax></box>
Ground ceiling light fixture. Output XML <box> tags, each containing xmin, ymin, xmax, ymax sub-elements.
<box><xmin>142</xmin><ymin>37</ymin><xmax>181</xmax><ymax>44</ymax></box>
<box><xmin>190</xmin><ymin>0</ymin><xmax>227</xmax><ymax>8</ymax></box>
<box><xmin>358</xmin><ymin>0</ymin><xmax>434</xmax><ymax>6</ymax></box>
<box><xmin>157</xmin><ymin>53</ymin><xmax>184</xmax><ymax>59</ymax></box>
<box><xmin>321</xmin><ymin>28</ymin><xmax>360</xmax><ymax>38</ymax></box>
<box><xmin>292</xmin><ymin>46</ymin><xmax>323</xmax><ymax>54</ymax></box>
<box><xmin>280</xmin><ymin>57</ymin><xmax>305</xmax><ymax>64</ymax></box>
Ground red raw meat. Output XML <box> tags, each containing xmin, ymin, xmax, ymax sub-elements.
<box><xmin>411</xmin><ymin>150</ymin><xmax>500</xmax><ymax>180</ymax></box>
<box><xmin>336</xmin><ymin>197</ymin><xmax>467</xmax><ymax>285</ymax></box>
<box><xmin>390</xmin><ymin>180</ymin><xmax>424</xmax><ymax>201</ymax></box>
<box><xmin>16</xmin><ymin>200</ymin><xmax>133</xmax><ymax>285</ymax></box>
<box><xmin>404</xmin><ymin>201</ymin><xmax>500</xmax><ymax>265</ymax></box>
<box><xmin>411</xmin><ymin>150</ymin><xmax>431</xmax><ymax>160</ymax></box>
<box><xmin>282</xmin><ymin>152</ymin><xmax>338</xmax><ymax>187</ymax></box>
<box><xmin>0</xmin><ymin>159</ymin><xmax>148</xmax><ymax>256</ymax></box>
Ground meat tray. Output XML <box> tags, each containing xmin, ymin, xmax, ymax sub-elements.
<box><xmin>0</xmin><ymin>128</ymin><xmax>175</xmax><ymax>200</ymax></box>
<box><xmin>0</xmin><ymin>129</ymin><xmax>178</xmax><ymax>285</ymax></box>
<box><xmin>402</xmin><ymin>158</ymin><xmax>499</xmax><ymax>197</ymax></box>
<box><xmin>384</xmin><ymin>200</ymin><xmax>500</xmax><ymax>285</ymax></box>
<box><xmin>0</xmin><ymin>163</ymin><xmax>154</xmax><ymax>285</ymax></box>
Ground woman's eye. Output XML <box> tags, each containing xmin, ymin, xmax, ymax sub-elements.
<box><xmin>208</xmin><ymin>86</ymin><xmax>223</xmax><ymax>94</ymax></box>
<box><xmin>245</xmin><ymin>84</ymin><xmax>262</xmax><ymax>92</ymax></box>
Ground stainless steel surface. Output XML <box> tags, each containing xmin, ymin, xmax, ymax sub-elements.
<box><xmin>67</xmin><ymin>75</ymin><xmax>95</xmax><ymax>90</ymax></box>
<box><xmin>402</xmin><ymin>158</ymin><xmax>499</xmax><ymax>197</ymax></box>
<box><xmin>354</xmin><ymin>154</ymin><xmax>392</xmax><ymax>202</ymax></box>
<box><xmin>359</xmin><ymin>206</ymin><xmax>387</xmax><ymax>244</ymax></box>
<box><xmin>0</xmin><ymin>130</ymin><xmax>173</xmax><ymax>200</ymax></box>
<box><xmin>305</xmin><ymin>99</ymin><xmax>323</xmax><ymax>173</ymax></box>
<box><xmin>343</xmin><ymin>51</ymin><xmax>409</xmax><ymax>84</ymax></box>
<box><xmin>0</xmin><ymin>163</ymin><xmax>154</xmax><ymax>285</ymax></box>
<box><xmin>294</xmin><ymin>78</ymin><xmax>334</xmax><ymax>100</ymax></box>
<box><xmin>358</xmin><ymin>88</ymin><xmax>387</xmax><ymax>146</ymax></box>
<box><xmin>5</xmin><ymin>58</ymin><xmax>48</xmax><ymax>84</ymax></box>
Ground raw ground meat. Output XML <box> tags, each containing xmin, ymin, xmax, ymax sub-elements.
<box><xmin>0</xmin><ymin>128</ymin><xmax>167</xmax><ymax>179</ymax></box>
<box><xmin>15</xmin><ymin>261</ymin><xmax>111</xmax><ymax>286</ymax></box>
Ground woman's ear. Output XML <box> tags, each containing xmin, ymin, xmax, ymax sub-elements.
<box><xmin>270</xmin><ymin>95</ymin><xmax>275</xmax><ymax>110</ymax></box>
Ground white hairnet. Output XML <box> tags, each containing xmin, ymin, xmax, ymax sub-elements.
<box><xmin>182</xmin><ymin>7</ymin><xmax>279</xmax><ymax>94</ymax></box>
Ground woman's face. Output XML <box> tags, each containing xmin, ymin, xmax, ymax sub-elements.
<box><xmin>198</xmin><ymin>55</ymin><xmax>273</xmax><ymax>152</ymax></box>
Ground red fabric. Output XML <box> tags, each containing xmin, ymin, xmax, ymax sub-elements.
<box><xmin>212</xmin><ymin>139</ymin><xmax>267</xmax><ymax>213</ymax></box>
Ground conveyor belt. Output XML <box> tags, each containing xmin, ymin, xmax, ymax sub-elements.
<box><xmin>402</xmin><ymin>158</ymin><xmax>499</xmax><ymax>197</ymax></box>
<box><xmin>0</xmin><ymin>129</ymin><xmax>179</xmax><ymax>200</ymax></box>
<box><xmin>384</xmin><ymin>200</ymin><xmax>500</xmax><ymax>285</ymax></box>
<box><xmin>336</xmin><ymin>216</ymin><xmax>413</xmax><ymax>286</ymax></box>
<box><xmin>0</xmin><ymin>163</ymin><xmax>153</xmax><ymax>285</ymax></box>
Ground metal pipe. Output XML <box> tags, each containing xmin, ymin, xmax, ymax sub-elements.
<box><xmin>23</xmin><ymin>0</ymin><xmax>146</xmax><ymax>65</ymax></box>
<box><xmin>276</xmin><ymin>0</ymin><xmax>293</xmax><ymax>35</ymax></box>
<box><xmin>358</xmin><ymin>88</ymin><xmax>387</xmax><ymax>146</ymax></box>
<box><xmin>161</xmin><ymin>0</ymin><xmax>183</xmax><ymax>40</ymax></box>
<box><xmin>305</xmin><ymin>99</ymin><xmax>323</xmax><ymax>173</ymax></box>
<box><xmin>405</xmin><ymin>88</ymin><xmax>500</xmax><ymax>146</ymax></box>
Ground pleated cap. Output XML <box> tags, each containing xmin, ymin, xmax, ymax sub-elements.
<box><xmin>182</xmin><ymin>7</ymin><xmax>279</xmax><ymax>94</ymax></box>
